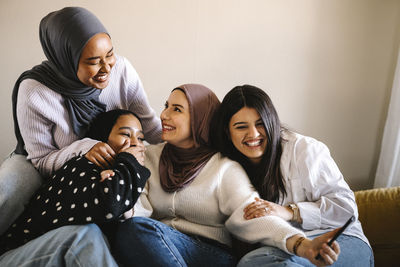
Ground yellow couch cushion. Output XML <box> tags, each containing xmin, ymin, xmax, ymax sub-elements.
<box><xmin>355</xmin><ymin>186</ymin><xmax>400</xmax><ymax>267</ymax></box>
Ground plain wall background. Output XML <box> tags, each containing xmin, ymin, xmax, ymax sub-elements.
<box><xmin>1</xmin><ymin>0</ymin><xmax>399</xmax><ymax>190</ymax></box>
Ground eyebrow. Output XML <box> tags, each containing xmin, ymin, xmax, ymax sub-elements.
<box><xmin>172</xmin><ymin>104</ymin><xmax>185</xmax><ymax>109</ymax></box>
<box><xmin>232</xmin><ymin>122</ymin><xmax>247</xmax><ymax>126</ymax></box>
<box><xmin>119</xmin><ymin>126</ymin><xmax>144</xmax><ymax>135</ymax></box>
<box><xmin>232</xmin><ymin>119</ymin><xmax>263</xmax><ymax>127</ymax></box>
<box><xmin>85</xmin><ymin>47</ymin><xmax>114</xmax><ymax>61</ymax></box>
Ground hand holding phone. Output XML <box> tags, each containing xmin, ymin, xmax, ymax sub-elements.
<box><xmin>315</xmin><ymin>215</ymin><xmax>355</xmax><ymax>260</ymax></box>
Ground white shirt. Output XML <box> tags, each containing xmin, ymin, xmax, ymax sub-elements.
<box><xmin>279</xmin><ymin>130</ymin><xmax>369</xmax><ymax>246</ymax></box>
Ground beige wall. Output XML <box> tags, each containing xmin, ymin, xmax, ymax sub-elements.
<box><xmin>1</xmin><ymin>0</ymin><xmax>399</xmax><ymax>190</ymax></box>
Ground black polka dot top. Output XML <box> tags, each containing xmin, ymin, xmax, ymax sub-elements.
<box><xmin>0</xmin><ymin>152</ymin><xmax>150</xmax><ymax>253</ymax></box>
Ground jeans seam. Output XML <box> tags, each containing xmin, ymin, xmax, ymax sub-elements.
<box><xmin>153</xmin><ymin>221</ymin><xmax>186</xmax><ymax>267</ymax></box>
<box><xmin>14</xmin><ymin>245</ymin><xmax>68</xmax><ymax>267</ymax></box>
<box><xmin>164</xmin><ymin>228</ymin><xmax>233</xmax><ymax>260</ymax></box>
<box><xmin>66</xmin><ymin>247</ymin><xmax>83</xmax><ymax>267</ymax></box>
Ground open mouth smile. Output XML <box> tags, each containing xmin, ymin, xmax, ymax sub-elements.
<box><xmin>243</xmin><ymin>139</ymin><xmax>264</xmax><ymax>147</ymax></box>
<box><xmin>93</xmin><ymin>73</ymin><xmax>109</xmax><ymax>83</ymax></box>
<box><xmin>162</xmin><ymin>123</ymin><xmax>175</xmax><ymax>132</ymax></box>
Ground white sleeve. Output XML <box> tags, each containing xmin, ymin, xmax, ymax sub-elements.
<box><xmin>294</xmin><ymin>138</ymin><xmax>358</xmax><ymax>230</ymax></box>
<box><xmin>17</xmin><ymin>82</ymin><xmax>99</xmax><ymax>177</ymax></box>
<box><xmin>123</xmin><ymin>58</ymin><xmax>162</xmax><ymax>144</ymax></box>
<box><xmin>220</xmin><ymin>160</ymin><xmax>304</xmax><ymax>253</ymax></box>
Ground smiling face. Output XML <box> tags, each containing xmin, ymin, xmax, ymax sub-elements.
<box><xmin>160</xmin><ymin>89</ymin><xmax>194</xmax><ymax>148</ymax></box>
<box><xmin>229</xmin><ymin>107</ymin><xmax>267</xmax><ymax>164</ymax></box>
<box><xmin>77</xmin><ymin>33</ymin><xmax>116</xmax><ymax>89</ymax></box>
<box><xmin>107</xmin><ymin>114</ymin><xmax>144</xmax><ymax>152</ymax></box>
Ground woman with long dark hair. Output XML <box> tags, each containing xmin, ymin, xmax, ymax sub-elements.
<box><xmin>212</xmin><ymin>85</ymin><xmax>373</xmax><ymax>266</ymax></box>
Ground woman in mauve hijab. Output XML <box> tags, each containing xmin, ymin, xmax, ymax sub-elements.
<box><xmin>112</xmin><ymin>84</ymin><xmax>341</xmax><ymax>267</ymax></box>
<box><xmin>0</xmin><ymin>6</ymin><xmax>161</xmax><ymax>266</ymax></box>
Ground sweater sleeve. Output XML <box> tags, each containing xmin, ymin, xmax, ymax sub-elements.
<box><xmin>294</xmin><ymin>138</ymin><xmax>358</xmax><ymax>230</ymax></box>
<box><xmin>94</xmin><ymin>152</ymin><xmax>151</xmax><ymax>220</ymax></box>
<box><xmin>123</xmin><ymin>58</ymin><xmax>162</xmax><ymax>144</ymax></box>
<box><xmin>17</xmin><ymin>80</ymin><xmax>100</xmax><ymax>177</ymax></box>
<box><xmin>220</xmin><ymin>160</ymin><xmax>304</xmax><ymax>253</ymax></box>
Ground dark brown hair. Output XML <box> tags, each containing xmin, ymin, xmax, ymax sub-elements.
<box><xmin>211</xmin><ymin>85</ymin><xmax>286</xmax><ymax>202</ymax></box>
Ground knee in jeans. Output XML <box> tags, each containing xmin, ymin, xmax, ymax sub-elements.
<box><xmin>66</xmin><ymin>224</ymin><xmax>103</xmax><ymax>242</ymax></box>
<box><xmin>129</xmin><ymin>217</ymin><xmax>160</xmax><ymax>233</ymax></box>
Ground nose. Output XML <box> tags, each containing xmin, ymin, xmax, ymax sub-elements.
<box><xmin>247</xmin><ymin>125</ymin><xmax>260</xmax><ymax>138</ymax></box>
<box><xmin>160</xmin><ymin>109</ymin><xmax>169</xmax><ymax>121</ymax></box>
<box><xmin>99</xmin><ymin>59</ymin><xmax>111</xmax><ymax>73</ymax></box>
<box><xmin>130</xmin><ymin>136</ymin><xmax>139</xmax><ymax>147</ymax></box>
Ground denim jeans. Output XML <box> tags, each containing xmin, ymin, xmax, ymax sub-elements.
<box><xmin>112</xmin><ymin>216</ymin><xmax>237</xmax><ymax>267</ymax></box>
<box><xmin>0</xmin><ymin>153</ymin><xmax>43</xmax><ymax>235</ymax></box>
<box><xmin>0</xmin><ymin>224</ymin><xmax>117</xmax><ymax>267</ymax></box>
<box><xmin>237</xmin><ymin>234</ymin><xmax>374</xmax><ymax>267</ymax></box>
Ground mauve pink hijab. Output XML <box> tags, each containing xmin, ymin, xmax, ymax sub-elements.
<box><xmin>159</xmin><ymin>84</ymin><xmax>220</xmax><ymax>192</ymax></box>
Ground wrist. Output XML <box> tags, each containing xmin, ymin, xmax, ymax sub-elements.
<box><xmin>288</xmin><ymin>203</ymin><xmax>302</xmax><ymax>223</ymax></box>
<box><xmin>292</xmin><ymin>236</ymin><xmax>306</xmax><ymax>256</ymax></box>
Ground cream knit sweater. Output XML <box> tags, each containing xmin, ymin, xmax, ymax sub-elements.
<box><xmin>134</xmin><ymin>143</ymin><xmax>304</xmax><ymax>253</ymax></box>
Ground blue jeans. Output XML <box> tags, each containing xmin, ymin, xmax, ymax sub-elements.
<box><xmin>0</xmin><ymin>224</ymin><xmax>117</xmax><ymax>267</ymax></box>
<box><xmin>0</xmin><ymin>153</ymin><xmax>43</xmax><ymax>234</ymax></box>
<box><xmin>112</xmin><ymin>217</ymin><xmax>237</xmax><ymax>267</ymax></box>
<box><xmin>237</xmin><ymin>234</ymin><xmax>374</xmax><ymax>267</ymax></box>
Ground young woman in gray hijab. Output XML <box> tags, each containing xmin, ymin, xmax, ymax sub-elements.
<box><xmin>0</xmin><ymin>6</ymin><xmax>161</xmax><ymax>266</ymax></box>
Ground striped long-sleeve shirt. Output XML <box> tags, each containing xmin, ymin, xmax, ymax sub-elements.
<box><xmin>16</xmin><ymin>55</ymin><xmax>161</xmax><ymax>177</ymax></box>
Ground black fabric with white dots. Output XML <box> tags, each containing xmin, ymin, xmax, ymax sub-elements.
<box><xmin>0</xmin><ymin>152</ymin><xmax>150</xmax><ymax>253</ymax></box>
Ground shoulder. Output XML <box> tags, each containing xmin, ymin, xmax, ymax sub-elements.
<box><xmin>206</xmin><ymin>152</ymin><xmax>249</xmax><ymax>180</ymax></box>
<box><xmin>17</xmin><ymin>79</ymin><xmax>63</xmax><ymax>113</ymax></box>
<box><xmin>209</xmin><ymin>153</ymin><xmax>256</xmax><ymax>196</ymax></box>
<box><xmin>281</xmin><ymin>130</ymin><xmax>336</xmax><ymax>180</ymax></box>
<box><xmin>144</xmin><ymin>143</ymin><xmax>165</xmax><ymax>166</ymax></box>
<box><xmin>110</xmin><ymin>54</ymin><xmax>138</xmax><ymax>77</ymax></box>
<box><xmin>18</xmin><ymin>79</ymin><xmax>62</xmax><ymax>100</ymax></box>
<box><xmin>282</xmin><ymin>130</ymin><xmax>329</xmax><ymax>160</ymax></box>
<box><xmin>210</xmin><ymin>152</ymin><xmax>244</xmax><ymax>169</ymax></box>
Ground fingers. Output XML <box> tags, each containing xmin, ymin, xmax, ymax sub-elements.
<box><xmin>318</xmin><ymin>242</ymin><xmax>339</xmax><ymax>265</ymax></box>
<box><xmin>100</xmin><ymin>170</ymin><xmax>115</xmax><ymax>182</ymax></box>
<box><xmin>123</xmin><ymin>145</ymin><xmax>146</xmax><ymax>165</ymax></box>
<box><xmin>85</xmin><ymin>142</ymin><xmax>116</xmax><ymax>168</ymax></box>
<box><xmin>311</xmin><ymin>230</ymin><xmax>341</xmax><ymax>266</ymax></box>
<box><xmin>118</xmin><ymin>139</ymin><xmax>131</xmax><ymax>153</ymax></box>
<box><xmin>331</xmin><ymin>240</ymin><xmax>340</xmax><ymax>255</ymax></box>
<box><xmin>243</xmin><ymin>201</ymin><xmax>270</xmax><ymax>220</ymax></box>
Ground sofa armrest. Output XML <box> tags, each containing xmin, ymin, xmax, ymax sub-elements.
<box><xmin>355</xmin><ymin>186</ymin><xmax>400</xmax><ymax>267</ymax></box>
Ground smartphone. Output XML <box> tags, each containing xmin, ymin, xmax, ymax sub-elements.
<box><xmin>315</xmin><ymin>215</ymin><xmax>355</xmax><ymax>260</ymax></box>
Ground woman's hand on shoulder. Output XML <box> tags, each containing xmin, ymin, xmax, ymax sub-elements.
<box><xmin>295</xmin><ymin>230</ymin><xmax>340</xmax><ymax>266</ymax></box>
<box><xmin>243</xmin><ymin>197</ymin><xmax>293</xmax><ymax>221</ymax></box>
<box><xmin>85</xmin><ymin>142</ymin><xmax>116</xmax><ymax>168</ymax></box>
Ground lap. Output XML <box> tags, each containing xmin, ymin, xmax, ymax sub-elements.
<box><xmin>0</xmin><ymin>224</ymin><xmax>117</xmax><ymax>267</ymax></box>
<box><xmin>113</xmin><ymin>217</ymin><xmax>236</xmax><ymax>267</ymax></box>
<box><xmin>237</xmin><ymin>234</ymin><xmax>373</xmax><ymax>267</ymax></box>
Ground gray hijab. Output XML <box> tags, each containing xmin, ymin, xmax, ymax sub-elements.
<box><xmin>12</xmin><ymin>7</ymin><xmax>108</xmax><ymax>154</ymax></box>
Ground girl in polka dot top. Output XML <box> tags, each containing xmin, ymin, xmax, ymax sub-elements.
<box><xmin>0</xmin><ymin>109</ymin><xmax>150</xmax><ymax>253</ymax></box>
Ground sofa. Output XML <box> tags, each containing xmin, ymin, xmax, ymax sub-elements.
<box><xmin>354</xmin><ymin>186</ymin><xmax>400</xmax><ymax>267</ymax></box>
